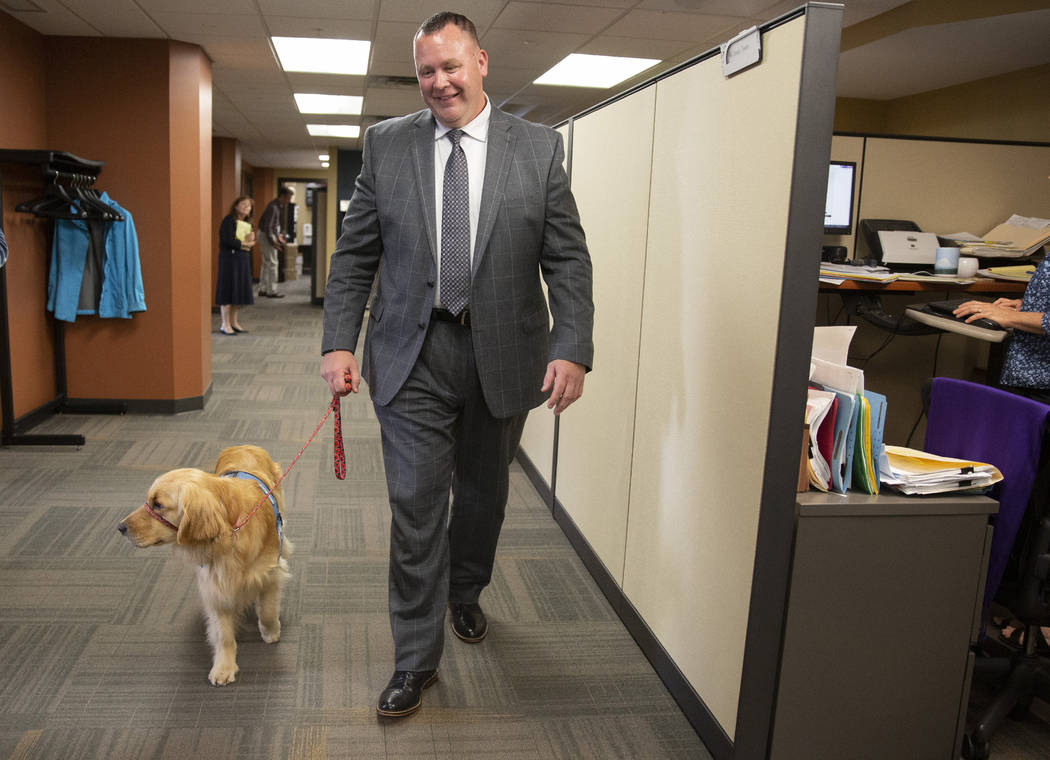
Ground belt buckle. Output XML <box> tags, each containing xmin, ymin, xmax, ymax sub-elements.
<box><xmin>458</xmin><ymin>310</ymin><xmax>468</xmax><ymax>326</ymax></box>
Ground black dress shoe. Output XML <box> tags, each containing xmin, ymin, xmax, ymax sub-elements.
<box><xmin>449</xmin><ymin>602</ymin><xmax>488</xmax><ymax>643</ymax></box>
<box><xmin>232</xmin><ymin>327</ymin><xmax>248</xmax><ymax>333</ymax></box>
<box><xmin>376</xmin><ymin>670</ymin><xmax>437</xmax><ymax>717</ymax></box>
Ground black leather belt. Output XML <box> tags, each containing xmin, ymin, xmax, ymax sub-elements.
<box><xmin>431</xmin><ymin>308</ymin><xmax>470</xmax><ymax>326</ymax></box>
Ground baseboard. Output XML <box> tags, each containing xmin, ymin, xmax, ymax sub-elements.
<box><xmin>516</xmin><ymin>447</ymin><xmax>552</xmax><ymax>510</ymax></box>
<box><xmin>66</xmin><ymin>382</ymin><xmax>212</xmax><ymax>415</ymax></box>
<box><xmin>515</xmin><ymin>449</ymin><xmax>733</xmax><ymax>759</ymax></box>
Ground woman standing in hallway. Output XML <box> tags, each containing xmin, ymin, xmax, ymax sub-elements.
<box><xmin>216</xmin><ymin>196</ymin><xmax>256</xmax><ymax>334</ymax></box>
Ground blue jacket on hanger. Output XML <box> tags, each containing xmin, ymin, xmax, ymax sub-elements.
<box><xmin>47</xmin><ymin>192</ymin><xmax>146</xmax><ymax>322</ymax></box>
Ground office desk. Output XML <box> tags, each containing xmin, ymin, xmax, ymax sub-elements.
<box><xmin>820</xmin><ymin>277</ymin><xmax>1027</xmax><ymax>295</ymax></box>
<box><xmin>771</xmin><ymin>492</ymin><xmax>997</xmax><ymax>760</ymax></box>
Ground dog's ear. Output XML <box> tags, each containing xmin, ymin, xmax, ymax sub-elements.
<box><xmin>176</xmin><ymin>479</ymin><xmax>229</xmax><ymax>545</ymax></box>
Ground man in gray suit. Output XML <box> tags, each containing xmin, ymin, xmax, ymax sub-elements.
<box><xmin>320</xmin><ymin>11</ymin><xmax>593</xmax><ymax>718</ymax></box>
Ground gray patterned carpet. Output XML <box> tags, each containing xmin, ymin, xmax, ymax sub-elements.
<box><xmin>0</xmin><ymin>276</ymin><xmax>711</xmax><ymax>760</ymax></box>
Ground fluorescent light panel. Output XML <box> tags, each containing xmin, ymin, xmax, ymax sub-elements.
<box><xmin>307</xmin><ymin>124</ymin><xmax>360</xmax><ymax>138</ymax></box>
<box><xmin>534</xmin><ymin>53</ymin><xmax>660</xmax><ymax>88</ymax></box>
<box><xmin>295</xmin><ymin>93</ymin><xmax>363</xmax><ymax>115</ymax></box>
<box><xmin>273</xmin><ymin>37</ymin><xmax>370</xmax><ymax>75</ymax></box>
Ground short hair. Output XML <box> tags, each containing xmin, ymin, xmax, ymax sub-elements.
<box><xmin>278</xmin><ymin>185</ymin><xmax>295</xmax><ymax>198</ymax></box>
<box><xmin>230</xmin><ymin>195</ymin><xmax>253</xmax><ymax>218</ymax></box>
<box><xmin>417</xmin><ymin>12</ymin><xmax>479</xmax><ymax>47</ymax></box>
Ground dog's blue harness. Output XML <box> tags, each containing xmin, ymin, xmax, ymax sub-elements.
<box><xmin>222</xmin><ymin>471</ymin><xmax>284</xmax><ymax>559</ymax></box>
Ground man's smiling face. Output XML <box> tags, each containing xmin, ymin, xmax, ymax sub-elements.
<box><xmin>414</xmin><ymin>22</ymin><xmax>488</xmax><ymax>129</ymax></box>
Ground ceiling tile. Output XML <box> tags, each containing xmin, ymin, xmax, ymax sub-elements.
<box><xmin>577</xmin><ymin>34</ymin><xmax>698</xmax><ymax>60</ymax></box>
<box><xmin>136</xmin><ymin>0</ymin><xmax>255</xmax><ymax>13</ymax></box>
<box><xmin>491</xmin><ymin>2</ymin><xmax>626</xmax><ymax>34</ymax></box>
<box><xmin>256</xmin><ymin>0</ymin><xmax>374</xmax><ymax>19</ymax></box>
<box><xmin>5</xmin><ymin>0</ymin><xmax>101</xmax><ymax>35</ymax></box>
<box><xmin>363</xmin><ymin>88</ymin><xmax>424</xmax><ymax>118</ymax></box>
<box><xmin>482</xmin><ymin>28</ymin><xmax>589</xmax><ymax>70</ymax></box>
<box><xmin>604</xmin><ymin>9</ymin><xmax>742</xmax><ymax>41</ymax></box>
<box><xmin>377</xmin><ymin>0</ymin><xmax>502</xmax><ymax>29</ymax></box>
<box><xmin>284</xmin><ymin>72</ymin><xmax>366</xmax><ymax>91</ymax></box>
<box><xmin>634</xmin><ymin>0</ymin><xmax>771</xmax><ymax>15</ymax></box>
<box><xmin>150</xmin><ymin>12</ymin><xmax>267</xmax><ymax>40</ymax></box>
<box><xmin>370</xmin><ymin>21</ymin><xmax>420</xmax><ymax>72</ymax></box>
<box><xmin>260</xmin><ymin>16</ymin><xmax>373</xmax><ymax>39</ymax></box>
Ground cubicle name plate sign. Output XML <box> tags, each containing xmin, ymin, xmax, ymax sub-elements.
<box><xmin>721</xmin><ymin>26</ymin><xmax>762</xmax><ymax>77</ymax></box>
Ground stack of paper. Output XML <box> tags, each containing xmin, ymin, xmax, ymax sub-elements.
<box><xmin>879</xmin><ymin>445</ymin><xmax>1002</xmax><ymax>495</ymax></box>
<box><xmin>805</xmin><ymin>327</ymin><xmax>885</xmax><ymax>495</ymax></box>
<box><xmin>977</xmin><ymin>265</ymin><xmax>1036</xmax><ymax>283</ymax></box>
<box><xmin>805</xmin><ymin>389</ymin><xmax>836</xmax><ymax>491</ymax></box>
<box><xmin>819</xmin><ymin>262</ymin><xmax>898</xmax><ymax>284</ymax></box>
<box><xmin>944</xmin><ymin>215</ymin><xmax>1050</xmax><ymax>259</ymax></box>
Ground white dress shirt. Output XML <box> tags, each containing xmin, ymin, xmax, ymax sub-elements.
<box><xmin>433</xmin><ymin>96</ymin><xmax>490</xmax><ymax>307</ymax></box>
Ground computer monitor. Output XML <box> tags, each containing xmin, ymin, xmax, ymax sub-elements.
<box><xmin>823</xmin><ymin>160</ymin><xmax>856</xmax><ymax>235</ymax></box>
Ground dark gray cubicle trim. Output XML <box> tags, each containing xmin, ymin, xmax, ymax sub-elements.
<box><xmin>732</xmin><ymin>4</ymin><xmax>844</xmax><ymax>759</ymax></box>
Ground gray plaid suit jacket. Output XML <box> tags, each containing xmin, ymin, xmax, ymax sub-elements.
<box><xmin>322</xmin><ymin>105</ymin><xmax>594</xmax><ymax>418</ymax></box>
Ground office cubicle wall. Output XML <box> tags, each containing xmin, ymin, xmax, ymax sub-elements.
<box><xmin>518</xmin><ymin>5</ymin><xmax>842</xmax><ymax>756</ymax></box>
<box><xmin>827</xmin><ymin>135</ymin><xmax>1050</xmax><ymax>260</ymax></box>
<box><xmin>553</xmin><ymin>88</ymin><xmax>655</xmax><ymax>585</ymax></box>
<box><xmin>518</xmin><ymin>127</ymin><xmax>571</xmax><ymax>489</ymax></box>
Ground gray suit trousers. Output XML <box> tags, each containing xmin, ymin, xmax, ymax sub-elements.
<box><xmin>373</xmin><ymin>319</ymin><xmax>528</xmax><ymax>671</ymax></box>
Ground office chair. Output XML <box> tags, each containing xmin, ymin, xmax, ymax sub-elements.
<box><xmin>923</xmin><ymin>377</ymin><xmax>1050</xmax><ymax>760</ymax></box>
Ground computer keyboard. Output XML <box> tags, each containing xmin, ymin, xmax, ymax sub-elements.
<box><xmin>925</xmin><ymin>299</ymin><xmax>1003</xmax><ymax>331</ymax></box>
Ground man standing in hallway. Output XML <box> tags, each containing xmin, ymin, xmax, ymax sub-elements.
<box><xmin>258</xmin><ymin>185</ymin><xmax>293</xmax><ymax>298</ymax></box>
<box><xmin>320</xmin><ymin>11</ymin><xmax>593</xmax><ymax>719</ymax></box>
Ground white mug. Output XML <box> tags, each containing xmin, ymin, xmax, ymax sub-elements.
<box><xmin>957</xmin><ymin>256</ymin><xmax>979</xmax><ymax>278</ymax></box>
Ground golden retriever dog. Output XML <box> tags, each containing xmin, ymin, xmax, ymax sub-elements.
<box><xmin>118</xmin><ymin>444</ymin><xmax>293</xmax><ymax>686</ymax></box>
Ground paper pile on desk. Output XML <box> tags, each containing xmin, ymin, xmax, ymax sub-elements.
<box><xmin>819</xmin><ymin>262</ymin><xmax>898</xmax><ymax>285</ymax></box>
<box><xmin>805</xmin><ymin>326</ymin><xmax>885</xmax><ymax>495</ymax></box>
<box><xmin>879</xmin><ymin>445</ymin><xmax>1002</xmax><ymax>495</ymax></box>
<box><xmin>943</xmin><ymin>215</ymin><xmax>1050</xmax><ymax>259</ymax></box>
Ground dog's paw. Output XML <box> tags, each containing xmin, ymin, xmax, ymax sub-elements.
<box><xmin>259</xmin><ymin>620</ymin><xmax>281</xmax><ymax>644</ymax></box>
<box><xmin>208</xmin><ymin>664</ymin><xmax>238</xmax><ymax>686</ymax></box>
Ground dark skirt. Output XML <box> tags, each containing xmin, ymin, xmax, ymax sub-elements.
<box><xmin>216</xmin><ymin>249</ymin><xmax>254</xmax><ymax>306</ymax></box>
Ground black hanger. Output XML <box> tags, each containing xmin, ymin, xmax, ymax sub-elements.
<box><xmin>16</xmin><ymin>170</ymin><xmax>86</xmax><ymax>220</ymax></box>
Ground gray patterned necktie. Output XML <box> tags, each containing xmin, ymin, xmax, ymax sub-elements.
<box><xmin>440</xmin><ymin>129</ymin><xmax>470</xmax><ymax>316</ymax></box>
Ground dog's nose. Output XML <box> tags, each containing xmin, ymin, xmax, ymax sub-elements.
<box><xmin>118</xmin><ymin>523</ymin><xmax>128</xmax><ymax>535</ymax></box>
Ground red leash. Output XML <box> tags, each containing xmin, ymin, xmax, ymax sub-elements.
<box><xmin>140</xmin><ymin>385</ymin><xmax>348</xmax><ymax>535</ymax></box>
<box><xmin>232</xmin><ymin>390</ymin><xmax>346</xmax><ymax>532</ymax></box>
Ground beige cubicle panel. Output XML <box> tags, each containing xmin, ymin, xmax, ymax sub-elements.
<box><xmin>516</xmin><ymin>128</ymin><xmax>570</xmax><ymax>486</ymax></box>
<box><xmin>553</xmin><ymin>87</ymin><xmax>656</xmax><ymax>585</ymax></box>
<box><xmin>858</xmin><ymin>138</ymin><xmax>1050</xmax><ymax>245</ymax></box>
<box><xmin>624</xmin><ymin>17</ymin><xmax>807</xmax><ymax>738</ymax></box>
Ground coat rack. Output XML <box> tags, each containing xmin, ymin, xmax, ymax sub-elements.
<box><xmin>0</xmin><ymin>149</ymin><xmax>127</xmax><ymax>446</ymax></box>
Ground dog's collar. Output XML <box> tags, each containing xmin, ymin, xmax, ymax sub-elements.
<box><xmin>143</xmin><ymin>500</ymin><xmax>179</xmax><ymax>531</ymax></box>
<box><xmin>222</xmin><ymin>471</ymin><xmax>284</xmax><ymax>557</ymax></box>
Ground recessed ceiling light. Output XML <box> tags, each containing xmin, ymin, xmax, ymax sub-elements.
<box><xmin>319</xmin><ymin>154</ymin><xmax>330</xmax><ymax>161</ymax></box>
<box><xmin>534</xmin><ymin>53</ymin><xmax>660</xmax><ymax>88</ymax></box>
<box><xmin>307</xmin><ymin>124</ymin><xmax>360</xmax><ymax>138</ymax></box>
<box><xmin>273</xmin><ymin>37</ymin><xmax>370</xmax><ymax>75</ymax></box>
<box><xmin>321</xmin><ymin>162</ymin><xmax>330</xmax><ymax>168</ymax></box>
<box><xmin>295</xmin><ymin>94</ymin><xmax>363</xmax><ymax>115</ymax></box>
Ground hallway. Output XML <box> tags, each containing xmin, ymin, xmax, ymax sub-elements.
<box><xmin>0</xmin><ymin>277</ymin><xmax>709</xmax><ymax>759</ymax></box>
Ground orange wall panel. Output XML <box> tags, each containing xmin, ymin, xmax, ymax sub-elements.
<box><xmin>0</xmin><ymin>15</ymin><xmax>53</xmax><ymax>422</ymax></box>
<box><xmin>167</xmin><ymin>41</ymin><xmax>211</xmax><ymax>399</ymax></box>
<box><xmin>45</xmin><ymin>37</ymin><xmax>176</xmax><ymax>401</ymax></box>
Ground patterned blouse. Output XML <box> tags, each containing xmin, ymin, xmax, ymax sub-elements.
<box><xmin>1000</xmin><ymin>255</ymin><xmax>1050</xmax><ymax>390</ymax></box>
